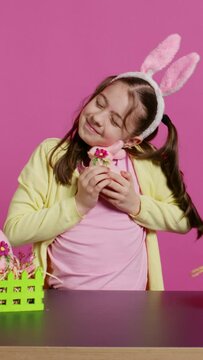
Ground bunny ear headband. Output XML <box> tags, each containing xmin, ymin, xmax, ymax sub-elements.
<box><xmin>111</xmin><ymin>34</ymin><xmax>200</xmax><ymax>140</ymax></box>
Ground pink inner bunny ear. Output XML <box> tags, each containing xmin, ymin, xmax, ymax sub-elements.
<box><xmin>141</xmin><ymin>34</ymin><xmax>181</xmax><ymax>75</ymax></box>
<box><xmin>160</xmin><ymin>53</ymin><xmax>200</xmax><ymax>96</ymax></box>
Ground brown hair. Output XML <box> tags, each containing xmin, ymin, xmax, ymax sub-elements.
<box><xmin>49</xmin><ymin>75</ymin><xmax>203</xmax><ymax>239</ymax></box>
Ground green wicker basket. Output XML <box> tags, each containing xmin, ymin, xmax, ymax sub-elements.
<box><xmin>0</xmin><ymin>268</ymin><xmax>44</xmax><ymax>312</ymax></box>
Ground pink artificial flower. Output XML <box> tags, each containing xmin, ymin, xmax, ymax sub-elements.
<box><xmin>94</xmin><ymin>148</ymin><xmax>109</xmax><ymax>158</ymax></box>
<box><xmin>0</xmin><ymin>241</ymin><xmax>10</xmax><ymax>256</ymax></box>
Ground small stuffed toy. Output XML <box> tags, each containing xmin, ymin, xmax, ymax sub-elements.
<box><xmin>87</xmin><ymin>140</ymin><xmax>126</xmax><ymax>173</ymax></box>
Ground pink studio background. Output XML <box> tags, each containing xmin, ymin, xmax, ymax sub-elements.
<box><xmin>0</xmin><ymin>0</ymin><xmax>203</xmax><ymax>290</ymax></box>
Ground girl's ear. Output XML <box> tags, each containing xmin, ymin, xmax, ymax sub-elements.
<box><xmin>123</xmin><ymin>136</ymin><xmax>142</xmax><ymax>148</ymax></box>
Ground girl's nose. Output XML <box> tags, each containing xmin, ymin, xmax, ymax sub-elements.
<box><xmin>91</xmin><ymin>111</ymin><xmax>107</xmax><ymax>127</ymax></box>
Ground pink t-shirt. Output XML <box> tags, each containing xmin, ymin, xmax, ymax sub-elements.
<box><xmin>47</xmin><ymin>155</ymin><xmax>147</xmax><ymax>290</ymax></box>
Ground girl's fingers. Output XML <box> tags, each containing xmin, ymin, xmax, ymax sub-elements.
<box><xmin>191</xmin><ymin>266</ymin><xmax>203</xmax><ymax>277</ymax></box>
<box><xmin>102</xmin><ymin>183</ymin><xmax>125</xmax><ymax>197</ymax></box>
<box><xmin>120</xmin><ymin>170</ymin><xmax>132</xmax><ymax>180</ymax></box>
<box><xmin>191</xmin><ymin>272</ymin><xmax>201</xmax><ymax>277</ymax></box>
<box><xmin>108</xmin><ymin>171</ymin><xmax>129</xmax><ymax>187</ymax></box>
<box><xmin>102</xmin><ymin>173</ymin><xmax>131</xmax><ymax>194</ymax></box>
<box><xmin>100</xmin><ymin>187</ymin><xmax>123</xmax><ymax>200</ymax></box>
<box><xmin>89</xmin><ymin>173</ymin><xmax>111</xmax><ymax>188</ymax></box>
<box><xmin>95</xmin><ymin>179</ymin><xmax>111</xmax><ymax>192</ymax></box>
<box><xmin>80</xmin><ymin>166</ymin><xmax>109</xmax><ymax>184</ymax></box>
<box><xmin>81</xmin><ymin>165</ymin><xmax>109</xmax><ymax>177</ymax></box>
<box><xmin>100</xmin><ymin>171</ymin><xmax>131</xmax><ymax>198</ymax></box>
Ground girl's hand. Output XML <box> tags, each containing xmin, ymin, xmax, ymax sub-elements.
<box><xmin>100</xmin><ymin>170</ymin><xmax>141</xmax><ymax>215</ymax></box>
<box><xmin>191</xmin><ymin>266</ymin><xmax>203</xmax><ymax>277</ymax></box>
<box><xmin>75</xmin><ymin>166</ymin><xmax>111</xmax><ymax>216</ymax></box>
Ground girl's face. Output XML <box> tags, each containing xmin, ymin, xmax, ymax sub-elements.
<box><xmin>78</xmin><ymin>81</ymin><xmax>141</xmax><ymax>147</ymax></box>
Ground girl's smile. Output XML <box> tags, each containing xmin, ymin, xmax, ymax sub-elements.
<box><xmin>85</xmin><ymin>117</ymin><xmax>102</xmax><ymax>135</ymax></box>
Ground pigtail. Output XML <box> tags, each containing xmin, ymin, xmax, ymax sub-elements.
<box><xmin>129</xmin><ymin>114</ymin><xmax>203</xmax><ymax>239</ymax></box>
<box><xmin>159</xmin><ymin>115</ymin><xmax>203</xmax><ymax>239</ymax></box>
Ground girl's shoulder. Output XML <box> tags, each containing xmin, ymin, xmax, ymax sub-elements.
<box><xmin>37</xmin><ymin>137</ymin><xmax>69</xmax><ymax>156</ymax></box>
<box><xmin>38</xmin><ymin>138</ymin><xmax>72</xmax><ymax>167</ymax></box>
<box><xmin>131</xmin><ymin>144</ymin><xmax>165</xmax><ymax>179</ymax></box>
<box><xmin>39</xmin><ymin>137</ymin><xmax>62</xmax><ymax>151</ymax></box>
<box><xmin>25</xmin><ymin>138</ymin><xmax>68</xmax><ymax>168</ymax></box>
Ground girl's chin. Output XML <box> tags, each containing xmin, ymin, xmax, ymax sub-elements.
<box><xmin>78</xmin><ymin>127</ymin><xmax>114</xmax><ymax>147</ymax></box>
<box><xmin>78</xmin><ymin>129</ymin><xmax>100</xmax><ymax>146</ymax></box>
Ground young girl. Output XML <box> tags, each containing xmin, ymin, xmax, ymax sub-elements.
<box><xmin>3</xmin><ymin>34</ymin><xmax>203</xmax><ymax>290</ymax></box>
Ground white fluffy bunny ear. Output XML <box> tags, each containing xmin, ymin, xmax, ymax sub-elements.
<box><xmin>141</xmin><ymin>33</ymin><xmax>181</xmax><ymax>75</ymax></box>
<box><xmin>160</xmin><ymin>53</ymin><xmax>200</xmax><ymax>96</ymax></box>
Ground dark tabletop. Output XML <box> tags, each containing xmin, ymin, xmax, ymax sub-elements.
<box><xmin>0</xmin><ymin>290</ymin><xmax>203</xmax><ymax>347</ymax></box>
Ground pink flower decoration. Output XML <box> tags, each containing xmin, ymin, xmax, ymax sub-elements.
<box><xmin>94</xmin><ymin>148</ymin><xmax>109</xmax><ymax>158</ymax></box>
<box><xmin>0</xmin><ymin>241</ymin><xmax>10</xmax><ymax>256</ymax></box>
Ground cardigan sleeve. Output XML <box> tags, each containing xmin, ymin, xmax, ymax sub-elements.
<box><xmin>130</xmin><ymin>160</ymin><xmax>191</xmax><ymax>233</ymax></box>
<box><xmin>3</xmin><ymin>139</ymin><xmax>83</xmax><ymax>246</ymax></box>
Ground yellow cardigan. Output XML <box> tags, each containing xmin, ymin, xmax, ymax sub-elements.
<box><xmin>3</xmin><ymin>138</ymin><xmax>191</xmax><ymax>290</ymax></box>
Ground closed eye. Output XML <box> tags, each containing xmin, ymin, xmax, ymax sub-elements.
<box><xmin>96</xmin><ymin>95</ymin><xmax>121</xmax><ymax>127</ymax></box>
<box><xmin>96</xmin><ymin>99</ymin><xmax>104</xmax><ymax>108</ymax></box>
<box><xmin>110</xmin><ymin>117</ymin><xmax>120</xmax><ymax>127</ymax></box>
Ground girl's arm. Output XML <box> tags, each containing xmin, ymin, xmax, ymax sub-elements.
<box><xmin>3</xmin><ymin>139</ymin><xmax>83</xmax><ymax>246</ymax></box>
<box><xmin>130</xmin><ymin>194</ymin><xmax>190</xmax><ymax>233</ymax></box>
<box><xmin>130</xmin><ymin>161</ymin><xmax>191</xmax><ymax>233</ymax></box>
